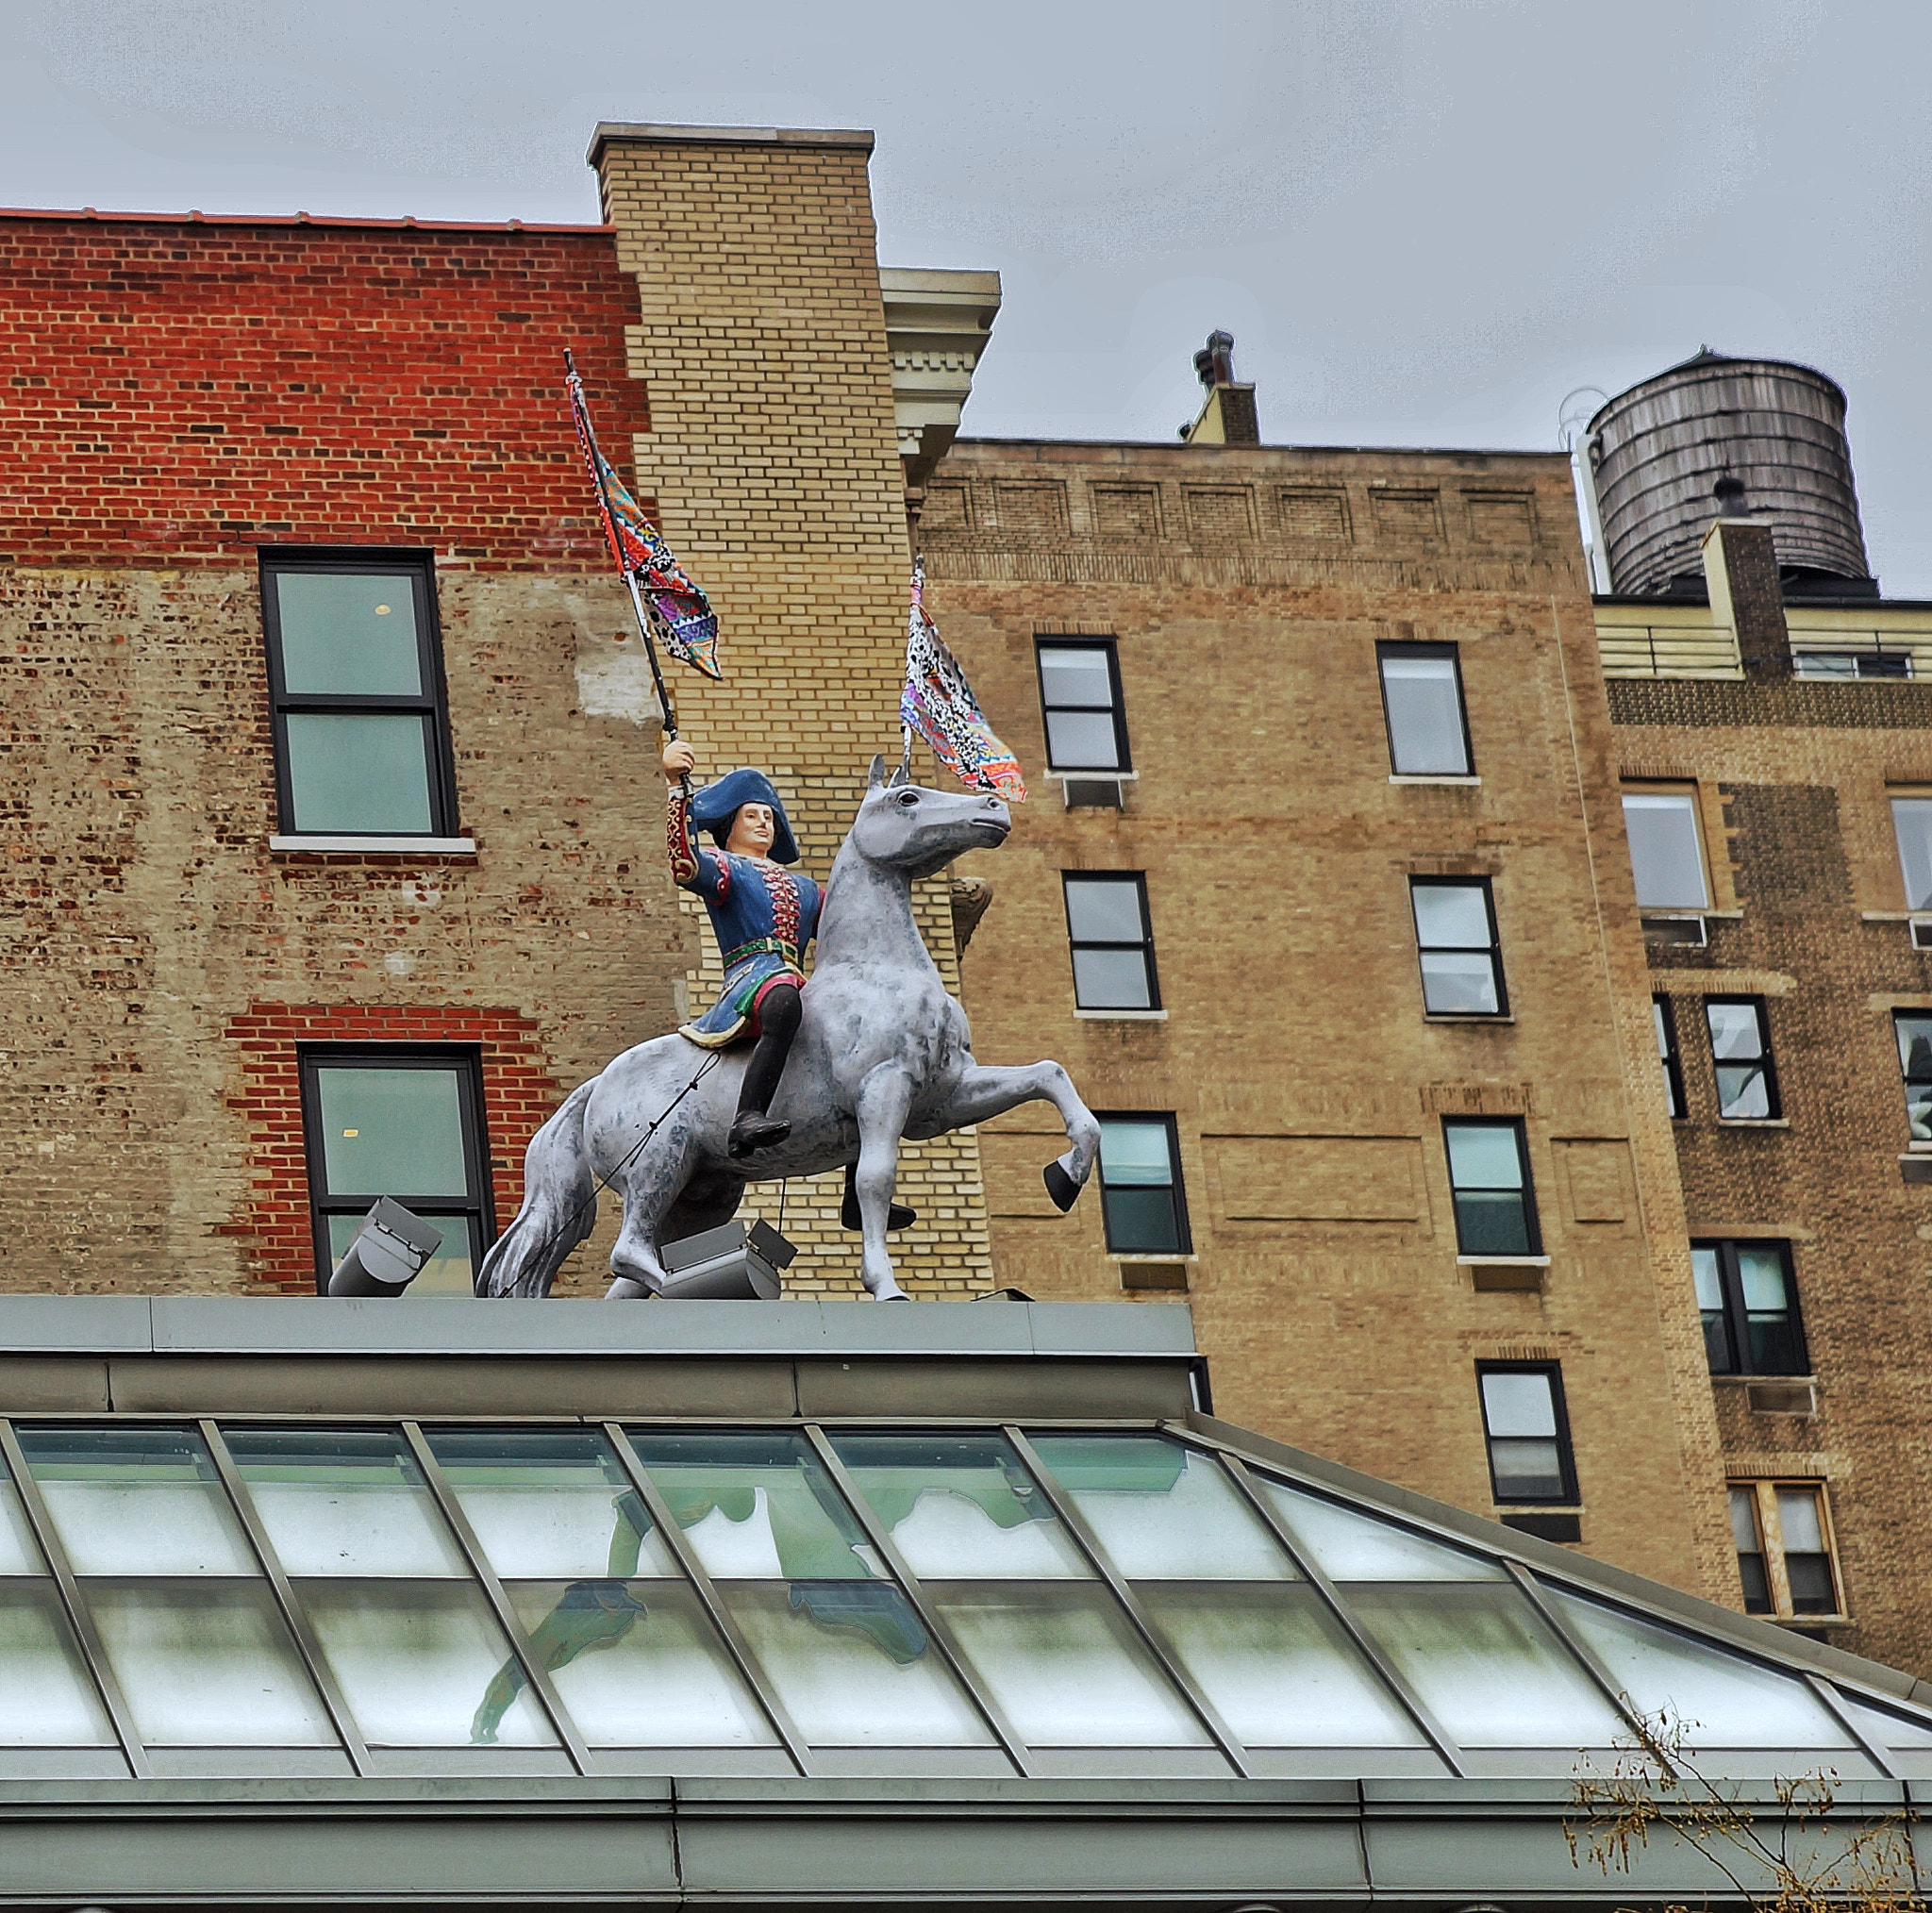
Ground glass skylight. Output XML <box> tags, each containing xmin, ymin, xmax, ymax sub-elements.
<box><xmin>0</xmin><ymin>1419</ymin><xmax>1920</xmax><ymax>1782</ymax></box>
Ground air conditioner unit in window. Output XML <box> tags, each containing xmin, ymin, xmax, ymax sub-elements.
<box><xmin>1641</xmin><ymin>914</ymin><xmax>1707</xmax><ymax>947</ymax></box>
<box><xmin>1061</xmin><ymin>776</ymin><xmax>1125</xmax><ymax>810</ymax></box>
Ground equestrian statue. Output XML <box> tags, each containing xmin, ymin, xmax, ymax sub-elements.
<box><xmin>476</xmin><ymin>749</ymin><xmax>1100</xmax><ymax>1302</ymax></box>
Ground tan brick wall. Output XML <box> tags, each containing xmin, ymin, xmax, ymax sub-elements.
<box><xmin>924</xmin><ymin>438</ymin><xmax>1735</xmax><ymax>1604</ymax></box>
<box><xmin>592</xmin><ymin>128</ymin><xmax>991</xmax><ymax>1295</ymax></box>
<box><xmin>1611</xmin><ymin>673</ymin><xmax>1932</xmax><ymax>1674</ymax></box>
<box><xmin>0</xmin><ymin>565</ymin><xmax>689</xmax><ymax>1293</ymax></box>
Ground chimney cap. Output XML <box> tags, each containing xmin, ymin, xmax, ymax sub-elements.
<box><xmin>1193</xmin><ymin>330</ymin><xmax>1237</xmax><ymax>389</ymax></box>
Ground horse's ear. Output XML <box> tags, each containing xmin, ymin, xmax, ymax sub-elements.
<box><xmin>887</xmin><ymin>762</ymin><xmax>910</xmax><ymax>789</ymax></box>
<box><xmin>866</xmin><ymin>754</ymin><xmax>887</xmax><ymax>790</ymax></box>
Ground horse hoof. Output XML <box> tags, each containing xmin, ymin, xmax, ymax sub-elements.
<box><xmin>1043</xmin><ymin>1160</ymin><xmax>1080</xmax><ymax>1212</ymax></box>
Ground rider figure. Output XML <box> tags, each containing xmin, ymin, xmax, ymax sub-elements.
<box><xmin>660</xmin><ymin>742</ymin><xmax>916</xmax><ymax>1228</ymax></box>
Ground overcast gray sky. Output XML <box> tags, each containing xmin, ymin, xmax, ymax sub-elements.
<box><xmin>8</xmin><ymin>1</ymin><xmax>1930</xmax><ymax>592</ymax></box>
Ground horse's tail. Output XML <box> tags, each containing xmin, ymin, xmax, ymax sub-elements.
<box><xmin>476</xmin><ymin>1079</ymin><xmax>600</xmax><ymax>1297</ymax></box>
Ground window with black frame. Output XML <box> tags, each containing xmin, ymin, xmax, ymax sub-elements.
<box><xmin>261</xmin><ymin>549</ymin><xmax>458</xmax><ymax>839</ymax></box>
<box><xmin>1654</xmin><ymin>995</ymin><xmax>1687</xmax><ymax>1118</ymax></box>
<box><xmin>1692</xmin><ymin>1240</ymin><xmax>1806</xmax><ymax>1376</ymax></box>
<box><xmin>1896</xmin><ymin>1012</ymin><xmax>1932</xmax><ymax>1142</ymax></box>
<box><xmin>1442</xmin><ymin>1119</ymin><xmax>1539</xmax><ymax>1256</ymax></box>
<box><xmin>1705</xmin><ymin>997</ymin><xmax>1779</xmax><ymax>1120</ymax></box>
<box><xmin>298</xmin><ymin>1047</ymin><xmax>491</xmax><ymax>1295</ymax></box>
<box><xmin>1475</xmin><ymin>1363</ymin><xmax>1577</xmax><ymax>1505</ymax></box>
<box><xmin>1035</xmin><ymin>640</ymin><xmax>1130</xmax><ymax>772</ymax></box>
<box><xmin>1062</xmin><ymin>873</ymin><xmax>1159</xmax><ymax>1011</ymax></box>
<box><xmin>1408</xmin><ymin>877</ymin><xmax>1507</xmax><ymax>1016</ymax></box>
<box><xmin>1376</xmin><ymin>641</ymin><xmax>1472</xmax><ymax>776</ymax></box>
<box><xmin>1094</xmin><ymin>1115</ymin><xmax>1190</xmax><ymax>1255</ymax></box>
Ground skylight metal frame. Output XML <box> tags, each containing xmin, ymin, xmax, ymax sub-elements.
<box><xmin>0</xmin><ymin>1408</ymin><xmax>1922</xmax><ymax>1784</ymax></box>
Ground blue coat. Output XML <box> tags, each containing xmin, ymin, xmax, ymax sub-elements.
<box><xmin>668</xmin><ymin>789</ymin><xmax>822</xmax><ymax>1046</ymax></box>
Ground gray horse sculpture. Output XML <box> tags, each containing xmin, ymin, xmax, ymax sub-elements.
<box><xmin>478</xmin><ymin>756</ymin><xmax>1101</xmax><ymax>1302</ymax></box>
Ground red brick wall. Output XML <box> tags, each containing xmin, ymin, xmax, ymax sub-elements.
<box><xmin>222</xmin><ymin>1003</ymin><xmax>561</xmax><ymax>1292</ymax></box>
<box><xmin>0</xmin><ymin>212</ymin><xmax>648</xmax><ymax>569</ymax></box>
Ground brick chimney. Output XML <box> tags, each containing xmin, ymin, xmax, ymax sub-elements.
<box><xmin>1700</xmin><ymin>477</ymin><xmax>1790</xmax><ymax>681</ymax></box>
<box><xmin>1180</xmin><ymin>330</ymin><xmax>1259</xmax><ymax>445</ymax></box>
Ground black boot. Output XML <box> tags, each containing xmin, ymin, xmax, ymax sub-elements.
<box><xmin>842</xmin><ymin>1162</ymin><xmax>916</xmax><ymax>1232</ymax></box>
<box><xmin>730</xmin><ymin>984</ymin><xmax>800</xmax><ymax>1159</ymax></box>
<box><xmin>728</xmin><ymin>1110</ymin><xmax>791</xmax><ymax>1158</ymax></box>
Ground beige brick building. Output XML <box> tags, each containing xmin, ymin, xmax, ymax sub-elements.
<box><xmin>9</xmin><ymin>123</ymin><xmax>1932</xmax><ymax>1674</ymax></box>
<box><xmin>917</xmin><ymin>434</ymin><xmax>1735</xmax><ymax>1606</ymax></box>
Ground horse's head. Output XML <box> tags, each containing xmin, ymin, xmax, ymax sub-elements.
<box><xmin>852</xmin><ymin>754</ymin><xmax>1010</xmax><ymax>879</ymax></box>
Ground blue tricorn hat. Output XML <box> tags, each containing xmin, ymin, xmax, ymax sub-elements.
<box><xmin>689</xmin><ymin>768</ymin><xmax>799</xmax><ymax>864</ymax></box>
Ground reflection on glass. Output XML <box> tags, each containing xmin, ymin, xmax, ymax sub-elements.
<box><xmin>285</xmin><ymin>713</ymin><xmax>433</xmax><ymax>835</ymax></box>
<box><xmin>1028</xmin><ymin>1435</ymin><xmax>1291</xmax><ymax>1580</ymax></box>
<box><xmin>0</xmin><ymin>1470</ymin><xmax>42</xmax><ymax>1574</ymax></box>
<box><xmin>1379</xmin><ymin>653</ymin><xmax>1469</xmax><ymax>774</ymax></box>
<box><xmin>627</xmin><ymin>1432</ymin><xmax>882</xmax><ymax>1582</ymax></box>
<box><xmin>315</xmin><ymin>1068</ymin><xmax>469</xmax><ymax>1201</ymax></box>
<box><xmin>296</xmin><ymin>1580</ymin><xmax>555</xmax><ymax>1747</ymax></box>
<box><xmin>1479</xmin><ymin>1371</ymin><xmax>1566</xmax><ymax>1502</ymax></box>
<box><xmin>1445</xmin><ymin>1122</ymin><xmax>1534</xmax><ymax>1257</ymax></box>
<box><xmin>1251</xmin><ymin>1479</ymin><xmax>1506</xmax><ymax>1581</ymax></box>
<box><xmin>326</xmin><ymin>1211</ymin><xmax>475</xmax><ymax>1298</ymax></box>
<box><xmin>1344</xmin><ymin>1582</ymin><xmax>1623</xmax><ymax>1746</ymax></box>
<box><xmin>1898</xmin><ymin>1013</ymin><xmax>1932</xmax><ymax>1141</ymax></box>
<box><xmin>1071</xmin><ymin>947</ymin><xmax>1154</xmax><ymax>1010</ymax></box>
<box><xmin>720</xmin><ymin>1582</ymin><xmax>989</xmax><ymax>1747</ymax></box>
<box><xmin>18</xmin><ymin>1425</ymin><xmax>254</xmax><ymax>1575</ymax></box>
<box><xmin>1135</xmin><ymin>1584</ymin><xmax>1422</xmax><ymax>1747</ymax></box>
<box><xmin>274</xmin><ymin>573</ymin><xmax>424</xmax><ymax>696</ymax></box>
<box><xmin>927</xmin><ymin>1583</ymin><xmax>1208</xmax><ymax>1748</ymax></box>
<box><xmin>503</xmin><ymin>1580</ymin><xmax>774</xmax><ymax>1747</ymax></box>
<box><xmin>89</xmin><ymin>1582</ymin><xmax>335</xmax><ymax>1745</ymax></box>
<box><xmin>1892</xmin><ymin>797</ymin><xmax>1932</xmax><ymax>910</ymax></box>
<box><xmin>1693</xmin><ymin>1247</ymin><xmax>1732</xmax><ymax>1372</ymax></box>
<box><xmin>224</xmin><ymin>1429</ymin><xmax>467</xmax><ymax>1577</ymax></box>
<box><xmin>829</xmin><ymin>1432</ymin><xmax>1087</xmax><ymax>1579</ymax></box>
<box><xmin>425</xmin><ymin>1430</ymin><xmax>675</xmax><ymax>1581</ymax></box>
<box><xmin>1622</xmin><ymin>792</ymin><xmax>1708</xmax><ymax>909</ymax></box>
<box><xmin>1096</xmin><ymin>1117</ymin><xmax>1184</xmax><ymax>1255</ymax></box>
<box><xmin>1547</xmin><ymin>1588</ymin><xmax>1851</xmax><ymax>1750</ymax></box>
<box><xmin>1039</xmin><ymin>646</ymin><xmax>1121</xmax><ymax>771</ymax></box>
<box><xmin>0</xmin><ymin>1583</ymin><xmax>115</xmax><ymax>1744</ymax></box>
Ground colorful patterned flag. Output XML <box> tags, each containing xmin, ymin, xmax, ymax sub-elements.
<box><xmin>565</xmin><ymin>363</ymin><xmax>722</xmax><ymax>680</ymax></box>
<box><xmin>901</xmin><ymin>559</ymin><xmax>1025</xmax><ymax>802</ymax></box>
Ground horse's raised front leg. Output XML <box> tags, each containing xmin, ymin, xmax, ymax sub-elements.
<box><xmin>928</xmin><ymin>1061</ymin><xmax>1100</xmax><ymax>1213</ymax></box>
<box><xmin>853</xmin><ymin>1065</ymin><xmax>914</xmax><ymax>1302</ymax></box>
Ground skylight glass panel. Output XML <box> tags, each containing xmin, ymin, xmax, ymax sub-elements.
<box><xmin>926</xmin><ymin>1583</ymin><xmax>1210</xmax><ymax>1748</ymax></box>
<box><xmin>423</xmin><ymin>1430</ymin><xmax>677</xmax><ymax>1580</ymax></box>
<box><xmin>1134</xmin><ymin>1583</ymin><xmax>1424</xmax><ymax>1747</ymax></box>
<box><xmin>1026</xmin><ymin>1436</ymin><xmax>1294</xmax><ymax>1580</ymax></box>
<box><xmin>0</xmin><ymin>1585</ymin><xmax>116</xmax><ymax>1745</ymax></box>
<box><xmin>1545</xmin><ymin>1588</ymin><xmax>1855</xmax><ymax>1751</ymax></box>
<box><xmin>0</xmin><ymin>1464</ymin><xmax>42</xmax><ymax>1576</ymax></box>
<box><xmin>627</xmin><ymin>1432</ymin><xmax>884</xmax><ymax>1582</ymax></box>
<box><xmin>86</xmin><ymin>1583</ymin><xmax>336</xmax><ymax>1747</ymax></box>
<box><xmin>828</xmin><ymin>1432</ymin><xmax>1089</xmax><ymax>1578</ymax></box>
<box><xmin>297</xmin><ymin>1580</ymin><xmax>558</xmax><ymax>1748</ymax></box>
<box><xmin>1250</xmin><ymin>1478</ymin><xmax>1507</xmax><ymax>1581</ymax></box>
<box><xmin>503</xmin><ymin>1581</ymin><xmax>776</xmax><ymax>1749</ymax></box>
<box><xmin>1342</xmin><ymin>1583</ymin><xmax>1624</xmax><ymax>1746</ymax></box>
<box><xmin>17</xmin><ymin>1426</ymin><xmax>255</xmax><ymax>1575</ymax></box>
<box><xmin>223</xmin><ymin>1429</ymin><xmax>468</xmax><ymax>1578</ymax></box>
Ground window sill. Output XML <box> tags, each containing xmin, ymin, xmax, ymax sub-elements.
<box><xmin>1390</xmin><ymin>774</ymin><xmax>1481</xmax><ymax>786</ymax></box>
<box><xmin>1764</xmin><ymin>1612</ymin><xmax>1855</xmax><ymax>1631</ymax></box>
<box><xmin>1424</xmin><ymin>1012</ymin><xmax>1516</xmax><ymax>1024</ymax></box>
<box><xmin>271</xmin><ymin>835</ymin><xmax>476</xmax><ymax>856</ymax></box>
<box><xmin>1457</xmin><ymin>1255</ymin><xmax>1552</xmax><ymax>1267</ymax></box>
<box><xmin>1461</xmin><ymin>1255</ymin><xmax>1548</xmax><ymax>1293</ymax></box>
<box><xmin>1074</xmin><ymin>1007</ymin><xmax>1168</xmax><ymax>1021</ymax></box>
<box><xmin>1108</xmin><ymin>1253</ymin><xmax>1200</xmax><ymax>1264</ymax></box>
<box><xmin>1044</xmin><ymin>768</ymin><xmax>1138</xmax><ymax>782</ymax></box>
<box><xmin>1717</xmin><ymin>1117</ymin><xmax>1789</xmax><ymax>1128</ymax></box>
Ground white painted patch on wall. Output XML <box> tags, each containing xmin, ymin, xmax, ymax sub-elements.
<box><xmin>575</xmin><ymin>634</ymin><xmax>664</xmax><ymax>727</ymax></box>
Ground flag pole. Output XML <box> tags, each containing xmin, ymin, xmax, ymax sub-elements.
<box><xmin>566</xmin><ymin>349</ymin><xmax>688</xmax><ymax>785</ymax></box>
